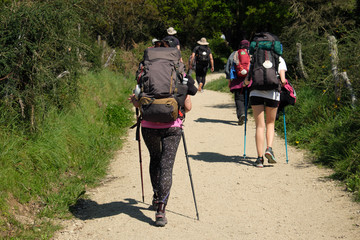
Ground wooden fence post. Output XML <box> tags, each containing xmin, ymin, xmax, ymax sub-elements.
<box><xmin>327</xmin><ymin>35</ymin><xmax>341</xmax><ymax>103</ymax></box>
<box><xmin>296</xmin><ymin>43</ymin><xmax>308</xmax><ymax>80</ymax></box>
<box><xmin>339</xmin><ymin>72</ymin><xmax>357</xmax><ymax>107</ymax></box>
<box><xmin>104</xmin><ymin>49</ymin><xmax>116</xmax><ymax>68</ymax></box>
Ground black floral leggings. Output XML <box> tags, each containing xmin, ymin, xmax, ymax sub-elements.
<box><xmin>141</xmin><ymin>127</ymin><xmax>182</xmax><ymax>205</ymax></box>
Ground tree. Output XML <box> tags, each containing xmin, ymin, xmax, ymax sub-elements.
<box><xmin>77</xmin><ymin>0</ymin><xmax>162</xmax><ymax>49</ymax></box>
<box><xmin>147</xmin><ymin>0</ymin><xmax>292</xmax><ymax>50</ymax></box>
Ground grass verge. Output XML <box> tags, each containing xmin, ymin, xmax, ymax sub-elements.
<box><xmin>204</xmin><ymin>75</ymin><xmax>229</xmax><ymax>93</ymax></box>
<box><xmin>0</xmin><ymin>69</ymin><xmax>135</xmax><ymax>239</ymax></box>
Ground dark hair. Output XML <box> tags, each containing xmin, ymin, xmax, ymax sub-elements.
<box><xmin>154</xmin><ymin>40</ymin><xmax>170</xmax><ymax>48</ymax></box>
<box><xmin>161</xmin><ymin>40</ymin><xmax>170</xmax><ymax>47</ymax></box>
<box><xmin>154</xmin><ymin>41</ymin><xmax>162</xmax><ymax>47</ymax></box>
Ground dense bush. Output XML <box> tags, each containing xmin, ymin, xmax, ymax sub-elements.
<box><xmin>208</xmin><ymin>36</ymin><xmax>233</xmax><ymax>71</ymax></box>
<box><xmin>0</xmin><ymin>1</ymin><xmax>101</xmax><ymax>130</ymax></box>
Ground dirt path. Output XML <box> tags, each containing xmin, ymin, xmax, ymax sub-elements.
<box><xmin>53</xmin><ymin>73</ymin><xmax>360</xmax><ymax>240</ymax></box>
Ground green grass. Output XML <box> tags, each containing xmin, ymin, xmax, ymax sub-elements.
<box><xmin>205</xmin><ymin>76</ymin><xmax>230</xmax><ymax>93</ymax></box>
<box><xmin>275</xmin><ymin>86</ymin><xmax>360</xmax><ymax>200</ymax></box>
<box><xmin>0</xmin><ymin>69</ymin><xmax>135</xmax><ymax>239</ymax></box>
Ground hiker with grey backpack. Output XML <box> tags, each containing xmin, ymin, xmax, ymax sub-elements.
<box><xmin>129</xmin><ymin>40</ymin><xmax>198</xmax><ymax>226</ymax></box>
<box><xmin>247</xmin><ymin>32</ymin><xmax>287</xmax><ymax>168</ymax></box>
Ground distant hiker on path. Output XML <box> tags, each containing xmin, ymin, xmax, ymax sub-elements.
<box><xmin>129</xmin><ymin>41</ymin><xmax>197</xmax><ymax>227</ymax></box>
<box><xmin>189</xmin><ymin>37</ymin><xmax>214</xmax><ymax>92</ymax></box>
<box><xmin>225</xmin><ymin>39</ymin><xmax>251</xmax><ymax>125</ymax></box>
<box><xmin>162</xmin><ymin>27</ymin><xmax>180</xmax><ymax>50</ymax></box>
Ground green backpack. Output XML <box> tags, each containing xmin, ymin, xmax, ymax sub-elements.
<box><xmin>249</xmin><ymin>32</ymin><xmax>283</xmax><ymax>56</ymax></box>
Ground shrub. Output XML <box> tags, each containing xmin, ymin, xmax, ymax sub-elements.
<box><xmin>0</xmin><ymin>1</ymin><xmax>101</xmax><ymax>130</ymax></box>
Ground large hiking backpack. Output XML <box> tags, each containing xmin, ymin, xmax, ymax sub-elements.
<box><xmin>249</xmin><ymin>32</ymin><xmax>283</xmax><ymax>90</ymax></box>
<box><xmin>136</xmin><ymin>47</ymin><xmax>187</xmax><ymax>122</ymax></box>
<box><xmin>195</xmin><ymin>45</ymin><xmax>210</xmax><ymax>64</ymax></box>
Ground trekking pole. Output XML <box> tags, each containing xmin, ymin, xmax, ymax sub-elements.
<box><xmin>243</xmin><ymin>88</ymin><xmax>248</xmax><ymax>160</ymax></box>
<box><xmin>283</xmin><ymin>109</ymin><xmax>289</xmax><ymax>164</ymax></box>
<box><xmin>135</xmin><ymin>108</ymin><xmax>145</xmax><ymax>202</ymax></box>
<box><xmin>181</xmin><ymin>128</ymin><xmax>199</xmax><ymax>220</ymax></box>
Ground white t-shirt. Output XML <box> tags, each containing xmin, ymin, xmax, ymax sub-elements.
<box><xmin>250</xmin><ymin>56</ymin><xmax>287</xmax><ymax>101</ymax></box>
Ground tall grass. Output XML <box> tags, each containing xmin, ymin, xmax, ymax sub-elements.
<box><xmin>276</xmin><ymin>85</ymin><xmax>360</xmax><ymax>200</ymax></box>
<box><xmin>0</xmin><ymin>69</ymin><xmax>135</xmax><ymax>239</ymax></box>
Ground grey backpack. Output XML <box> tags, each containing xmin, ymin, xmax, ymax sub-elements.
<box><xmin>136</xmin><ymin>47</ymin><xmax>186</xmax><ymax>122</ymax></box>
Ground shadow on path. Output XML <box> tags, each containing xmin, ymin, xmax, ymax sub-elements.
<box><xmin>69</xmin><ymin>198</ymin><xmax>154</xmax><ymax>225</ymax></box>
<box><xmin>190</xmin><ymin>152</ymin><xmax>254</xmax><ymax>165</ymax></box>
<box><xmin>194</xmin><ymin>117</ymin><xmax>238</xmax><ymax>126</ymax></box>
<box><xmin>189</xmin><ymin>152</ymin><xmax>275</xmax><ymax>168</ymax></box>
<box><xmin>69</xmin><ymin>198</ymin><xmax>197</xmax><ymax>225</ymax></box>
<box><xmin>206</xmin><ymin>103</ymin><xmax>234</xmax><ymax>109</ymax></box>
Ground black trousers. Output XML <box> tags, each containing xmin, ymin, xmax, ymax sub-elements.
<box><xmin>234</xmin><ymin>88</ymin><xmax>249</xmax><ymax>119</ymax></box>
<box><xmin>195</xmin><ymin>63</ymin><xmax>208</xmax><ymax>89</ymax></box>
<box><xmin>141</xmin><ymin>127</ymin><xmax>181</xmax><ymax>204</ymax></box>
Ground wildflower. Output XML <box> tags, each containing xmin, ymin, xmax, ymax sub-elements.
<box><xmin>296</xmin><ymin>141</ymin><xmax>299</xmax><ymax>144</ymax></box>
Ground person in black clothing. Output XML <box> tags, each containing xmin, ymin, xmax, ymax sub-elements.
<box><xmin>162</xmin><ymin>27</ymin><xmax>180</xmax><ymax>50</ymax></box>
<box><xmin>189</xmin><ymin>37</ymin><xmax>214</xmax><ymax>92</ymax></box>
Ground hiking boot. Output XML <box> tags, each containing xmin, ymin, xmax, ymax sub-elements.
<box><xmin>155</xmin><ymin>203</ymin><xmax>167</xmax><ymax>227</ymax></box>
<box><xmin>238</xmin><ymin>114</ymin><xmax>246</xmax><ymax>125</ymax></box>
<box><xmin>155</xmin><ymin>212</ymin><xmax>167</xmax><ymax>227</ymax></box>
<box><xmin>254</xmin><ymin>156</ymin><xmax>264</xmax><ymax>168</ymax></box>
<box><xmin>265</xmin><ymin>147</ymin><xmax>277</xmax><ymax>164</ymax></box>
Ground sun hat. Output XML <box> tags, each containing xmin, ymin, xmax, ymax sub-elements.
<box><xmin>152</xmin><ymin>38</ymin><xmax>160</xmax><ymax>45</ymax></box>
<box><xmin>167</xmin><ymin>27</ymin><xmax>177</xmax><ymax>35</ymax></box>
<box><xmin>197</xmin><ymin>37</ymin><xmax>209</xmax><ymax>45</ymax></box>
